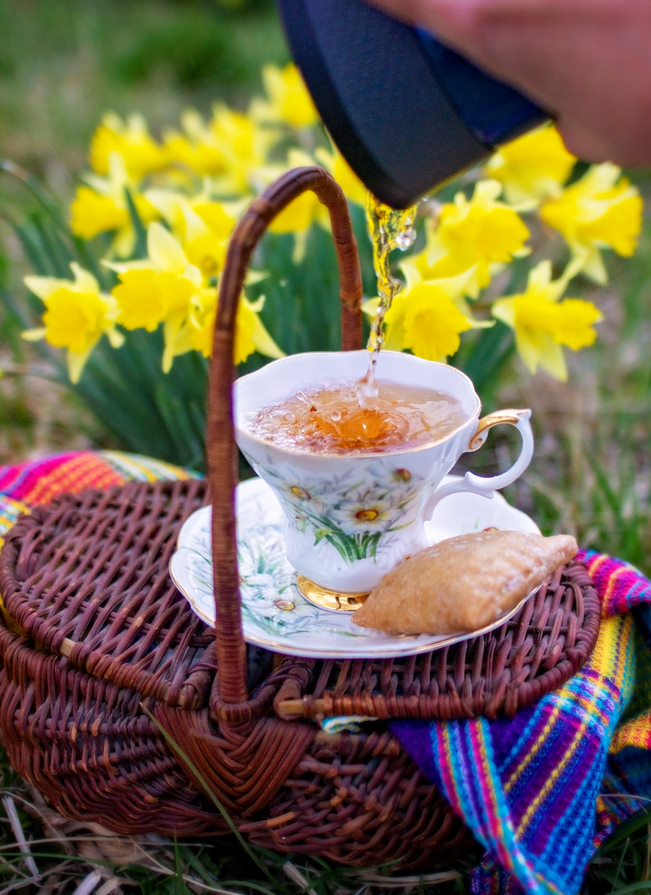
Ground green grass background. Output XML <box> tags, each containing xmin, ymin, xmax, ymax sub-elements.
<box><xmin>0</xmin><ymin>0</ymin><xmax>650</xmax><ymax>891</ymax></box>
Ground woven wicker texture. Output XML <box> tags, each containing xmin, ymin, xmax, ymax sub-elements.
<box><xmin>0</xmin><ymin>168</ymin><xmax>601</xmax><ymax>869</ymax></box>
<box><xmin>0</xmin><ymin>477</ymin><xmax>598</xmax><ymax>866</ymax></box>
<box><xmin>275</xmin><ymin>563</ymin><xmax>601</xmax><ymax>722</ymax></box>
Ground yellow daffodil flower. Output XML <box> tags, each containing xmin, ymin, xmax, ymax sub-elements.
<box><xmin>365</xmin><ymin>269</ymin><xmax>478</xmax><ymax>363</ymax></box>
<box><xmin>188</xmin><ymin>290</ymin><xmax>284</xmax><ymax>366</ymax></box>
<box><xmin>399</xmin><ymin>259</ymin><xmax>490</xmax><ymax>327</ymax></box>
<box><xmin>146</xmin><ymin>189</ymin><xmax>240</xmax><ymax>280</ymax></box>
<box><xmin>70</xmin><ymin>154</ymin><xmax>158</xmax><ymax>256</ymax></box>
<box><xmin>23</xmin><ymin>263</ymin><xmax>123</xmax><ymax>383</ymax></box>
<box><xmin>89</xmin><ymin>112</ymin><xmax>168</xmax><ymax>181</ymax></box>
<box><xmin>423</xmin><ymin>180</ymin><xmax>530</xmax><ymax>297</ymax></box>
<box><xmin>166</xmin><ymin>104</ymin><xmax>275</xmax><ymax>195</ymax></box>
<box><xmin>250</xmin><ymin>64</ymin><xmax>319</xmax><ymax>129</ymax></box>
<box><xmin>486</xmin><ymin>126</ymin><xmax>576</xmax><ymax>205</ymax></box>
<box><xmin>492</xmin><ymin>260</ymin><xmax>602</xmax><ymax>380</ymax></box>
<box><xmin>164</xmin><ymin>109</ymin><xmax>227</xmax><ymax>178</ymax></box>
<box><xmin>109</xmin><ymin>223</ymin><xmax>203</xmax><ymax>371</ymax></box>
<box><xmin>109</xmin><ymin>223</ymin><xmax>280</xmax><ymax>369</ymax></box>
<box><xmin>540</xmin><ymin>163</ymin><xmax>644</xmax><ymax>284</ymax></box>
<box><xmin>210</xmin><ymin>103</ymin><xmax>277</xmax><ymax>196</ymax></box>
<box><xmin>316</xmin><ymin>144</ymin><xmax>367</xmax><ymax>207</ymax></box>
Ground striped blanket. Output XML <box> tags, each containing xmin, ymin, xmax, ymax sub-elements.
<box><xmin>1</xmin><ymin>451</ymin><xmax>650</xmax><ymax>894</ymax></box>
<box><xmin>394</xmin><ymin>552</ymin><xmax>651</xmax><ymax>894</ymax></box>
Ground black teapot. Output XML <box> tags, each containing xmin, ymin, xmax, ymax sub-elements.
<box><xmin>278</xmin><ymin>0</ymin><xmax>547</xmax><ymax>208</ymax></box>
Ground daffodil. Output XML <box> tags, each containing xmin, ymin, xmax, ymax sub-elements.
<box><xmin>166</xmin><ymin>104</ymin><xmax>276</xmax><ymax>195</ymax></box>
<box><xmin>423</xmin><ymin>180</ymin><xmax>530</xmax><ymax>297</ymax></box>
<box><xmin>70</xmin><ymin>154</ymin><xmax>158</xmax><ymax>256</ymax></box>
<box><xmin>492</xmin><ymin>260</ymin><xmax>602</xmax><ymax>380</ymax></box>
<box><xmin>366</xmin><ymin>269</ymin><xmax>478</xmax><ymax>363</ymax></box>
<box><xmin>316</xmin><ymin>144</ymin><xmax>367</xmax><ymax>207</ymax></box>
<box><xmin>89</xmin><ymin>112</ymin><xmax>168</xmax><ymax>180</ymax></box>
<box><xmin>164</xmin><ymin>109</ymin><xmax>228</xmax><ymax>177</ymax></box>
<box><xmin>23</xmin><ymin>264</ymin><xmax>123</xmax><ymax>383</ymax></box>
<box><xmin>109</xmin><ymin>223</ymin><xmax>280</xmax><ymax>370</ymax></box>
<box><xmin>146</xmin><ymin>189</ymin><xmax>240</xmax><ymax>281</ymax></box>
<box><xmin>188</xmin><ymin>290</ymin><xmax>284</xmax><ymax>366</ymax></box>
<box><xmin>210</xmin><ymin>102</ymin><xmax>277</xmax><ymax>195</ymax></box>
<box><xmin>109</xmin><ymin>223</ymin><xmax>203</xmax><ymax>371</ymax></box>
<box><xmin>540</xmin><ymin>163</ymin><xmax>644</xmax><ymax>284</ymax></box>
<box><xmin>399</xmin><ymin>258</ymin><xmax>490</xmax><ymax>326</ymax></box>
<box><xmin>486</xmin><ymin>125</ymin><xmax>576</xmax><ymax>205</ymax></box>
<box><xmin>250</xmin><ymin>64</ymin><xmax>319</xmax><ymax>129</ymax></box>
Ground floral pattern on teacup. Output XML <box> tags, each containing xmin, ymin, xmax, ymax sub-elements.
<box><xmin>241</xmin><ymin>454</ymin><xmax>425</xmax><ymax>564</ymax></box>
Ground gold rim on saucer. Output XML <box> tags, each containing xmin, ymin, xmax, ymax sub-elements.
<box><xmin>297</xmin><ymin>576</ymin><xmax>369</xmax><ymax>612</ymax></box>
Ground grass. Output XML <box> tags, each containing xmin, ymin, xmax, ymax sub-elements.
<box><xmin>0</xmin><ymin>0</ymin><xmax>651</xmax><ymax>892</ymax></box>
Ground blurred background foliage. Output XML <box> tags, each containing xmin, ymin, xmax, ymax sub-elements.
<box><xmin>0</xmin><ymin>0</ymin><xmax>285</xmax><ymax>173</ymax></box>
<box><xmin>0</xmin><ymin>0</ymin><xmax>286</xmax><ymax>459</ymax></box>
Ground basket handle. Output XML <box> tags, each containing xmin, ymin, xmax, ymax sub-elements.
<box><xmin>208</xmin><ymin>166</ymin><xmax>364</xmax><ymax>723</ymax></box>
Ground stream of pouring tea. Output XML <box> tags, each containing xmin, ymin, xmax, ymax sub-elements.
<box><xmin>244</xmin><ymin>195</ymin><xmax>469</xmax><ymax>454</ymax></box>
<box><xmin>360</xmin><ymin>194</ymin><xmax>418</xmax><ymax>400</ymax></box>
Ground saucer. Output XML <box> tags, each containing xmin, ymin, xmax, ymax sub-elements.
<box><xmin>170</xmin><ymin>476</ymin><xmax>540</xmax><ymax>659</ymax></box>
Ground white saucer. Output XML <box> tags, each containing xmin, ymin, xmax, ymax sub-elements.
<box><xmin>170</xmin><ymin>476</ymin><xmax>540</xmax><ymax>659</ymax></box>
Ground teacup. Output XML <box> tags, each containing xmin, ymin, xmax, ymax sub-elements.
<box><xmin>234</xmin><ymin>350</ymin><xmax>533</xmax><ymax>602</ymax></box>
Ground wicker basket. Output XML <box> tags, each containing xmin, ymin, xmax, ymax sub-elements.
<box><xmin>0</xmin><ymin>167</ymin><xmax>601</xmax><ymax>870</ymax></box>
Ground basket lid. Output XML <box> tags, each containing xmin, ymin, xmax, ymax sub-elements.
<box><xmin>0</xmin><ymin>480</ymin><xmax>215</xmax><ymax>709</ymax></box>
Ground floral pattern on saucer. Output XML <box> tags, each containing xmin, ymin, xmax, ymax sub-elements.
<box><xmin>170</xmin><ymin>476</ymin><xmax>541</xmax><ymax>659</ymax></box>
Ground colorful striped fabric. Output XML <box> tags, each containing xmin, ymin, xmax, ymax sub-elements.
<box><xmin>1</xmin><ymin>452</ymin><xmax>649</xmax><ymax>893</ymax></box>
<box><xmin>0</xmin><ymin>450</ymin><xmax>193</xmax><ymax>501</ymax></box>
<box><xmin>0</xmin><ymin>450</ymin><xmax>196</xmax><ymax>548</ymax></box>
<box><xmin>394</xmin><ymin>550</ymin><xmax>651</xmax><ymax>895</ymax></box>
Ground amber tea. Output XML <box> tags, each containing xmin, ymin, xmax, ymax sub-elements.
<box><xmin>245</xmin><ymin>380</ymin><xmax>467</xmax><ymax>455</ymax></box>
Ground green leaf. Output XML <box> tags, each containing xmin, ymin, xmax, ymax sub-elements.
<box><xmin>124</xmin><ymin>186</ymin><xmax>148</xmax><ymax>258</ymax></box>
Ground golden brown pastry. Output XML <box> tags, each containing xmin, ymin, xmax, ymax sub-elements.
<box><xmin>353</xmin><ymin>530</ymin><xmax>578</xmax><ymax>636</ymax></box>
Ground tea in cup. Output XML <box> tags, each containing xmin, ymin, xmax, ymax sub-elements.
<box><xmin>234</xmin><ymin>350</ymin><xmax>533</xmax><ymax>604</ymax></box>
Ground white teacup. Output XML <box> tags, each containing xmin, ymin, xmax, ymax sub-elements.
<box><xmin>234</xmin><ymin>351</ymin><xmax>533</xmax><ymax>597</ymax></box>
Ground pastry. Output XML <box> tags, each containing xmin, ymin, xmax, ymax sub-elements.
<box><xmin>353</xmin><ymin>530</ymin><xmax>578</xmax><ymax>635</ymax></box>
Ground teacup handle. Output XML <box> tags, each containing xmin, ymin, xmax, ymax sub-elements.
<box><xmin>426</xmin><ymin>408</ymin><xmax>534</xmax><ymax>512</ymax></box>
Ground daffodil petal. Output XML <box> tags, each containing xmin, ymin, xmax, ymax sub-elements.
<box><xmin>579</xmin><ymin>247</ymin><xmax>609</xmax><ymax>285</ymax></box>
<box><xmin>24</xmin><ymin>276</ymin><xmax>65</xmax><ymax>302</ymax></box>
<box><xmin>492</xmin><ymin>298</ymin><xmax>516</xmax><ymax>329</ymax></box>
<box><xmin>67</xmin><ymin>345</ymin><xmax>95</xmax><ymax>384</ymax></box>
<box><xmin>103</xmin><ymin>259</ymin><xmax>152</xmax><ymax>275</ymax></box>
<box><xmin>70</xmin><ymin>263</ymin><xmax>100</xmax><ymax>294</ymax></box>
<box><xmin>148</xmin><ymin>223</ymin><xmax>189</xmax><ymax>274</ymax></box>
<box><xmin>111</xmin><ymin>226</ymin><xmax>136</xmax><ymax>259</ymax></box>
<box><xmin>107</xmin><ymin>329</ymin><xmax>125</xmax><ymax>349</ymax></box>
<box><xmin>435</xmin><ymin>267</ymin><xmax>479</xmax><ymax>301</ymax></box>
<box><xmin>250</xmin><ymin>314</ymin><xmax>285</xmax><ymax>359</ymax></box>
<box><xmin>399</xmin><ymin>260</ymin><xmax>424</xmax><ymax>292</ymax></box>
<box><xmin>22</xmin><ymin>327</ymin><xmax>47</xmax><ymax>342</ymax></box>
<box><xmin>539</xmin><ymin>340</ymin><xmax>568</xmax><ymax>381</ymax></box>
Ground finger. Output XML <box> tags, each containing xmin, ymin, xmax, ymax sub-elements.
<box><xmin>556</xmin><ymin>121</ymin><xmax>611</xmax><ymax>166</ymax></box>
<box><xmin>364</xmin><ymin>0</ymin><xmax>477</xmax><ymax>43</ymax></box>
<box><xmin>365</xmin><ymin>0</ymin><xmax>567</xmax><ymax>111</ymax></box>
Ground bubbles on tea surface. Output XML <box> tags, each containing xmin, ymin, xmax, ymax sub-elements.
<box><xmin>245</xmin><ymin>380</ymin><xmax>466</xmax><ymax>455</ymax></box>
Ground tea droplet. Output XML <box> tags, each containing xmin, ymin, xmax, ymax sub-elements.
<box><xmin>396</xmin><ymin>227</ymin><xmax>416</xmax><ymax>251</ymax></box>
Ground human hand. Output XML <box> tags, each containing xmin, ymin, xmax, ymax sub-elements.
<box><xmin>366</xmin><ymin>0</ymin><xmax>651</xmax><ymax>167</ymax></box>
